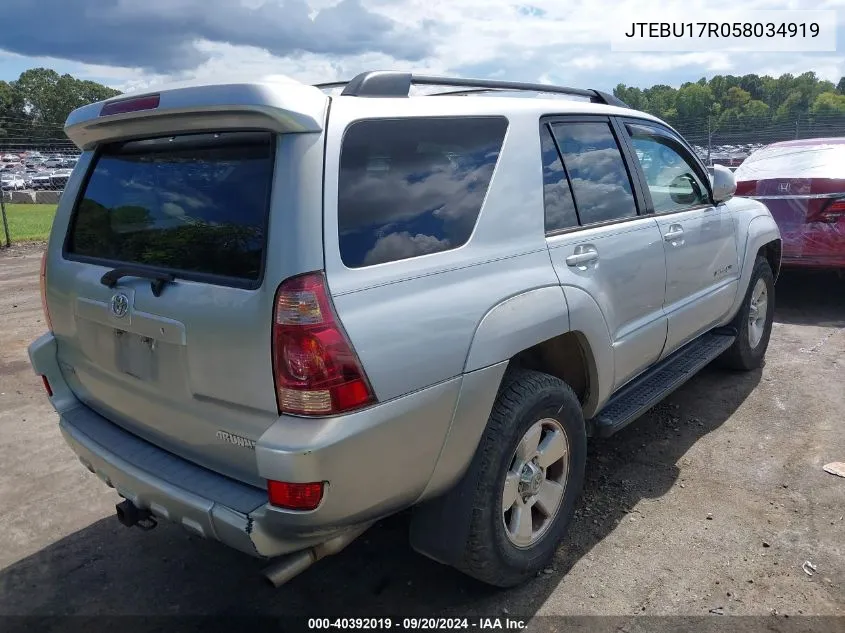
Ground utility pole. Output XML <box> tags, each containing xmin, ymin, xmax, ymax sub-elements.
<box><xmin>1</xmin><ymin>195</ymin><xmax>10</xmax><ymax>248</ymax></box>
<box><xmin>707</xmin><ymin>116</ymin><xmax>713</xmax><ymax>165</ymax></box>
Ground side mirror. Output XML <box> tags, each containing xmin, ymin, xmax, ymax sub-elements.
<box><xmin>709</xmin><ymin>164</ymin><xmax>736</xmax><ymax>204</ymax></box>
<box><xmin>669</xmin><ymin>173</ymin><xmax>701</xmax><ymax>206</ymax></box>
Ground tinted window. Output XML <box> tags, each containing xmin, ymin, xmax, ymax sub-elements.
<box><xmin>541</xmin><ymin>125</ymin><xmax>578</xmax><ymax>232</ymax></box>
<box><xmin>68</xmin><ymin>132</ymin><xmax>274</xmax><ymax>282</ymax></box>
<box><xmin>550</xmin><ymin>122</ymin><xmax>636</xmax><ymax>225</ymax></box>
<box><xmin>338</xmin><ymin>117</ymin><xmax>508</xmax><ymax>268</ymax></box>
<box><xmin>627</xmin><ymin>124</ymin><xmax>709</xmax><ymax>213</ymax></box>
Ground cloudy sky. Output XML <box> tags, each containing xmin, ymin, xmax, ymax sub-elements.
<box><xmin>0</xmin><ymin>0</ymin><xmax>843</xmax><ymax>93</ymax></box>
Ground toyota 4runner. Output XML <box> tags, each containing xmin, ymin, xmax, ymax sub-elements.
<box><xmin>28</xmin><ymin>71</ymin><xmax>781</xmax><ymax>588</ymax></box>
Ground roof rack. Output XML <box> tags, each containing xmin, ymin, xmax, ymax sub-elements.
<box><xmin>314</xmin><ymin>71</ymin><xmax>629</xmax><ymax>108</ymax></box>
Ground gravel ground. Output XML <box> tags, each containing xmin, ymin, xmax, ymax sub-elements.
<box><xmin>0</xmin><ymin>244</ymin><xmax>842</xmax><ymax>624</ymax></box>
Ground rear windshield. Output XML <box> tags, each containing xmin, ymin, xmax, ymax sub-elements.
<box><xmin>67</xmin><ymin>131</ymin><xmax>274</xmax><ymax>283</ymax></box>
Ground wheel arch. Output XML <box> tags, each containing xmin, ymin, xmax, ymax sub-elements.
<box><xmin>759</xmin><ymin>238</ymin><xmax>782</xmax><ymax>282</ymax></box>
<box><xmin>424</xmin><ymin>286</ymin><xmax>605</xmax><ymax>504</ymax></box>
<box><xmin>724</xmin><ymin>213</ymin><xmax>782</xmax><ymax>323</ymax></box>
<box><xmin>410</xmin><ymin>278</ymin><xmax>613</xmax><ymax>564</ymax></box>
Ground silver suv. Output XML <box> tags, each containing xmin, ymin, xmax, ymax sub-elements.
<box><xmin>29</xmin><ymin>71</ymin><xmax>781</xmax><ymax>588</ymax></box>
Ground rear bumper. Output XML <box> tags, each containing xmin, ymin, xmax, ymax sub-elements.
<box><xmin>779</xmin><ymin>225</ymin><xmax>845</xmax><ymax>269</ymax></box>
<box><xmin>58</xmin><ymin>408</ymin><xmax>291</xmax><ymax>557</ymax></box>
<box><xmin>28</xmin><ymin>332</ymin><xmax>466</xmax><ymax>559</ymax></box>
<box><xmin>782</xmin><ymin>255</ymin><xmax>845</xmax><ymax>269</ymax></box>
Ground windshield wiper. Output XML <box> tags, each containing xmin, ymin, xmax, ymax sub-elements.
<box><xmin>100</xmin><ymin>266</ymin><xmax>176</xmax><ymax>297</ymax></box>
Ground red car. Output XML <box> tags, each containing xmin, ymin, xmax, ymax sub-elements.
<box><xmin>735</xmin><ymin>137</ymin><xmax>845</xmax><ymax>270</ymax></box>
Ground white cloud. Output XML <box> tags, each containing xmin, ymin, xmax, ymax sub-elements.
<box><xmin>363</xmin><ymin>231</ymin><xmax>451</xmax><ymax>266</ymax></box>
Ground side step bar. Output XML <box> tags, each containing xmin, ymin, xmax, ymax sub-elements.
<box><xmin>590</xmin><ymin>332</ymin><xmax>736</xmax><ymax>437</ymax></box>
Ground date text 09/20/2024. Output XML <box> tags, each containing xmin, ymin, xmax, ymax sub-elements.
<box><xmin>623</xmin><ymin>22</ymin><xmax>820</xmax><ymax>38</ymax></box>
<box><xmin>307</xmin><ymin>618</ymin><xmax>527</xmax><ymax>630</ymax></box>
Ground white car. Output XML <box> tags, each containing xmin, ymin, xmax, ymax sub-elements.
<box><xmin>30</xmin><ymin>172</ymin><xmax>55</xmax><ymax>190</ymax></box>
<box><xmin>1</xmin><ymin>174</ymin><xmax>26</xmax><ymax>190</ymax></box>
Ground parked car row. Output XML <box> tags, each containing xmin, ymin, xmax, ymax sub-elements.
<box><xmin>2</xmin><ymin>151</ymin><xmax>80</xmax><ymax>171</ymax></box>
<box><xmin>1</xmin><ymin>168</ymin><xmax>73</xmax><ymax>191</ymax></box>
<box><xmin>0</xmin><ymin>152</ymin><xmax>78</xmax><ymax>191</ymax></box>
<box><xmin>692</xmin><ymin>143</ymin><xmax>765</xmax><ymax>171</ymax></box>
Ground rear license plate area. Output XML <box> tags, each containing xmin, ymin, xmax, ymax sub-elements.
<box><xmin>115</xmin><ymin>329</ymin><xmax>157</xmax><ymax>381</ymax></box>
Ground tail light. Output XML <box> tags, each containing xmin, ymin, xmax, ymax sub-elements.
<box><xmin>734</xmin><ymin>180</ymin><xmax>757</xmax><ymax>196</ymax></box>
<box><xmin>272</xmin><ymin>272</ymin><xmax>376</xmax><ymax>416</ymax></box>
<box><xmin>39</xmin><ymin>251</ymin><xmax>52</xmax><ymax>331</ymax></box>
<box><xmin>818</xmin><ymin>199</ymin><xmax>845</xmax><ymax>223</ymax></box>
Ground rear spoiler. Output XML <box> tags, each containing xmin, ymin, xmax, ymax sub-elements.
<box><xmin>65</xmin><ymin>79</ymin><xmax>329</xmax><ymax>150</ymax></box>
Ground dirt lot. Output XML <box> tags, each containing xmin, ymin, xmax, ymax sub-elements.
<box><xmin>0</xmin><ymin>244</ymin><xmax>843</xmax><ymax>622</ymax></box>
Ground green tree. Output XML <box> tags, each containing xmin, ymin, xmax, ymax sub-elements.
<box><xmin>612</xmin><ymin>71</ymin><xmax>844</xmax><ymax>141</ymax></box>
<box><xmin>723</xmin><ymin>86</ymin><xmax>751</xmax><ymax>110</ymax></box>
<box><xmin>12</xmin><ymin>67</ymin><xmax>121</xmax><ymax>138</ymax></box>
<box><xmin>739</xmin><ymin>100</ymin><xmax>770</xmax><ymax>131</ymax></box>
<box><xmin>0</xmin><ymin>80</ymin><xmax>29</xmax><ymax>139</ymax></box>
<box><xmin>739</xmin><ymin>74</ymin><xmax>764</xmax><ymax>101</ymax></box>
<box><xmin>767</xmin><ymin>73</ymin><xmax>795</xmax><ymax>109</ymax></box>
<box><xmin>13</xmin><ymin>68</ymin><xmax>64</xmax><ymax>129</ymax></box>
<box><xmin>709</xmin><ymin>75</ymin><xmax>740</xmax><ymax>103</ymax></box>
<box><xmin>614</xmin><ymin>84</ymin><xmax>648</xmax><ymax>110</ymax></box>
<box><xmin>642</xmin><ymin>84</ymin><xmax>677</xmax><ymax>120</ymax></box>
<box><xmin>675</xmin><ymin>83</ymin><xmax>714</xmax><ymax>121</ymax></box>
<box><xmin>774</xmin><ymin>90</ymin><xmax>805</xmax><ymax>123</ymax></box>
<box><xmin>810</xmin><ymin>91</ymin><xmax>845</xmax><ymax>118</ymax></box>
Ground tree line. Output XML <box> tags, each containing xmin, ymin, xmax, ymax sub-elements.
<box><xmin>2</xmin><ymin>66</ymin><xmax>845</xmax><ymax>144</ymax></box>
<box><xmin>0</xmin><ymin>68</ymin><xmax>121</xmax><ymax>141</ymax></box>
<box><xmin>614</xmin><ymin>71</ymin><xmax>845</xmax><ymax>142</ymax></box>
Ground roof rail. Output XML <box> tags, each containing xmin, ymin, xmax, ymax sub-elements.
<box><xmin>316</xmin><ymin>71</ymin><xmax>629</xmax><ymax>108</ymax></box>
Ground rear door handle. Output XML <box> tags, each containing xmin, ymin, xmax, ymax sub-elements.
<box><xmin>566</xmin><ymin>245</ymin><xmax>599</xmax><ymax>267</ymax></box>
<box><xmin>663</xmin><ymin>224</ymin><xmax>685</xmax><ymax>244</ymax></box>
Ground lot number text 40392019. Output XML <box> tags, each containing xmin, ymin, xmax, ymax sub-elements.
<box><xmin>307</xmin><ymin>618</ymin><xmax>527</xmax><ymax>630</ymax></box>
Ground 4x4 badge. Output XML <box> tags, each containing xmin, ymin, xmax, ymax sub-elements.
<box><xmin>110</xmin><ymin>293</ymin><xmax>129</xmax><ymax>318</ymax></box>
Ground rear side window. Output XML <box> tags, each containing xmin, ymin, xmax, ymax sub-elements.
<box><xmin>549</xmin><ymin>122</ymin><xmax>637</xmax><ymax>225</ymax></box>
<box><xmin>67</xmin><ymin>132</ymin><xmax>274</xmax><ymax>284</ymax></box>
<box><xmin>337</xmin><ymin>116</ymin><xmax>508</xmax><ymax>268</ymax></box>
<box><xmin>540</xmin><ymin>124</ymin><xmax>578</xmax><ymax>232</ymax></box>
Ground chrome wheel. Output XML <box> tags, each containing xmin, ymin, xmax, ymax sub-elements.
<box><xmin>502</xmin><ymin>418</ymin><xmax>569</xmax><ymax>548</ymax></box>
<box><xmin>748</xmin><ymin>278</ymin><xmax>768</xmax><ymax>348</ymax></box>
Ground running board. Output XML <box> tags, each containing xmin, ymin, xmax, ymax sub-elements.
<box><xmin>591</xmin><ymin>332</ymin><xmax>736</xmax><ymax>437</ymax></box>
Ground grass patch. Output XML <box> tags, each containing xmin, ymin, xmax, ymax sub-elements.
<box><xmin>1</xmin><ymin>204</ymin><xmax>57</xmax><ymax>243</ymax></box>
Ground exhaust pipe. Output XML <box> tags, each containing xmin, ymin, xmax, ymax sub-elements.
<box><xmin>263</xmin><ymin>524</ymin><xmax>371</xmax><ymax>588</ymax></box>
<box><xmin>115</xmin><ymin>499</ymin><xmax>157</xmax><ymax>531</ymax></box>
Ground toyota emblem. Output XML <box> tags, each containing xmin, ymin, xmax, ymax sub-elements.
<box><xmin>110</xmin><ymin>293</ymin><xmax>129</xmax><ymax>318</ymax></box>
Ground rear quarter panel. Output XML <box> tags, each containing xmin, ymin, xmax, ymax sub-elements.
<box><xmin>323</xmin><ymin>100</ymin><xmax>561</xmax><ymax>402</ymax></box>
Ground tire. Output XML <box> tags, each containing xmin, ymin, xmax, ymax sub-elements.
<box><xmin>720</xmin><ymin>256</ymin><xmax>775</xmax><ymax>371</ymax></box>
<box><xmin>452</xmin><ymin>368</ymin><xmax>586</xmax><ymax>587</ymax></box>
